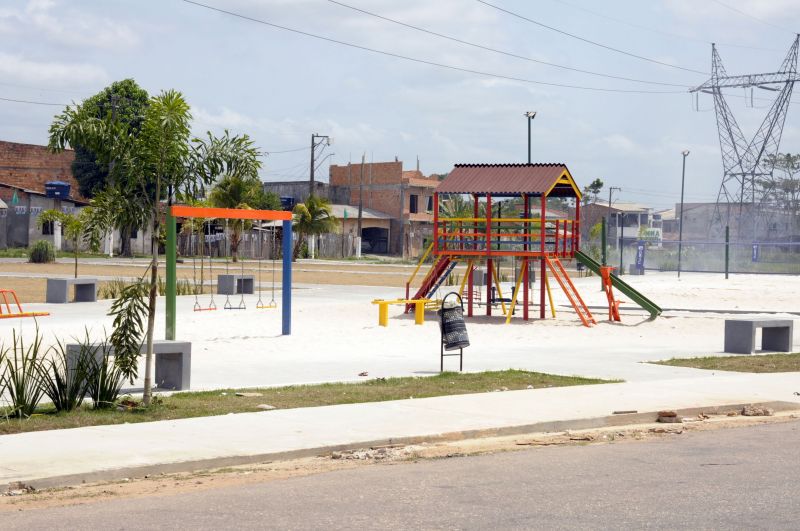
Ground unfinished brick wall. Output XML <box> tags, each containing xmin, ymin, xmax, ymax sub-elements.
<box><xmin>0</xmin><ymin>140</ymin><xmax>83</xmax><ymax>200</ymax></box>
<box><xmin>330</xmin><ymin>161</ymin><xmax>404</xmax><ymax>218</ymax></box>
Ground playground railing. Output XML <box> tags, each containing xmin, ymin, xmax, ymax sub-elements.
<box><xmin>435</xmin><ymin>217</ymin><xmax>578</xmax><ymax>258</ymax></box>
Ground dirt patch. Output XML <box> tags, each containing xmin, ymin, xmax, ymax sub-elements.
<box><xmin>3</xmin><ymin>411</ymin><xmax>797</xmax><ymax>512</ymax></box>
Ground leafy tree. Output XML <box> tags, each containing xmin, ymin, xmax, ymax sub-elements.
<box><xmin>37</xmin><ymin>209</ymin><xmax>93</xmax><ymax>278</ymax></box>
<box><xmin>582</xmin><ymin>178</ymin><xmax>604</xmax><ymax>205</ymax></box>
<box><xmin>49</xmin><ymin>89</ymin><xmax>215</xmax><ymax>406</ymax></box>
<box><xmin>71</xmin><ymin>79</ymin><xmax>149</xmax><ymax>257</ymax></box>
<box><xmin>761</xmin><ymin>153</ymin><xmax>800</xmax><ymax>234</ymax></box>
<box><xmin>292</xmin><ymin>195</ymin><xmax>339</xmax><ymax>260</ymax></box>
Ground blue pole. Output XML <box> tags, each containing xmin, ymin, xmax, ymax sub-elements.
<box><xmin>281</xmin><ymin>219</ymin><xmax>292</xmax><ymax>335</ymax></box>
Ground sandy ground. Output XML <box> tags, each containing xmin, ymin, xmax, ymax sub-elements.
<box><xmin>0</xmin><ymin>258</ymin><xmax>431</xmax><ymax>303</ymax></box>
<box><xmin>2</xmin><ymin>412</ymin><xmax>796</xmax><ymax>511</ymax></box>
<box><xmin>1</xmin><ymin>266</ymin><xmax>798</xmax><ymax>389</ymax></box>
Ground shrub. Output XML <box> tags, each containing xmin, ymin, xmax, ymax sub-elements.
<box><xmin>85</xmin><ymin>343</ymin><xmax>126</xmax><ymax>409</ymax></box>
<box><xmin>37</xmin><ymin>337</ymin><xmax>92</xmax><ymax>412</ymax></box>
<box><xmin>29</xmin><ymin>240</ymin><xmax>55</xmax><ymax>263</ymax></box>
<box><xmin>0</xmin><ymin>330</ymin><xmax>46</xmax><ymax>418</ymax></box>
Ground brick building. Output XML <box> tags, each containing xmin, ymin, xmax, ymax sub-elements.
<box><xmin>0</xmin><ymin>140</ymin><xmax>153</xmax><ymax>253</ymax></box>
<box><xmin>328</xmin><ymin>160</ymin><xmax>439</xmax><ymax>257</ymax></box>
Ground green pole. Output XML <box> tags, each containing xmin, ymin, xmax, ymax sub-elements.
<box><xmin>166</xmin><ymin>210</ymin><xmax>177</xmax><ymax>340</ymax></box>
<box><xmin>724</xmin><ymin>225</ymin><xmax>729</xmax><ymax>280</ymax></box>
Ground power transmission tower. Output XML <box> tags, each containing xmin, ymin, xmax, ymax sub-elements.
<box><xmin>691</xmin><ymin>35</ymin><xmax>800</xmax><ymax>241</ymax></box>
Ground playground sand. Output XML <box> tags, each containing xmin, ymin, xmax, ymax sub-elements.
<box><xmin>3</xmin><ymin>271</ymin><xmax>796</xmax><ymax>392</ymax></box>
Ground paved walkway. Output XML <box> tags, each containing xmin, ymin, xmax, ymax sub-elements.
<box><xmin>2</xmin><ymin>373</ymin><xmax>798</xmax><ymax>488</ymax></box>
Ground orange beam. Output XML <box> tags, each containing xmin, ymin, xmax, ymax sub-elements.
<box><xmin>170</xmin><ymin>205</ymin><xmax>292</xmax><ymax>221</ymax></box>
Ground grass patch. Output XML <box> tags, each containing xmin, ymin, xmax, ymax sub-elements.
<box><xmin>653</xmin><ymin>352</ymin><xmax>800</xmax><ymax>373</ymax></box>
<box><xmin>0</xmin><ymin>370</ymin><xmax>616</xmax><ymax>435</ymax></box>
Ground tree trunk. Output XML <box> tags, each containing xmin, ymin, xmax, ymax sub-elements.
<box><xmin>74</xmin><ymin>236</ymin><xmax>79</xmax><ymax>279</ymax></box>
<box><xmin>120</xmin><ymin>224</ymin><xmax>133</xmax><ymax>258</ymax></box>
<box><xmin>142</xmin><ymin>185</ymin><xmax>160</xmax><ymax>407</ymax></box>
<box><xmin>292</xmin><ymin>233</ymin><xmax>305</xmax><ymax>262</ymax></box>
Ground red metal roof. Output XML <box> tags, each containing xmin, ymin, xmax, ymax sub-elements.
<box><xmin>436</xmin><ymin>163</ymin><xmax>578</xmax><ymax>197</ymax></box>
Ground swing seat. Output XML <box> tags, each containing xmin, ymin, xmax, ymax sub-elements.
<box><xmin>256</xmin><ymin>299</ymin><xmax>277</xmax><ymax>309</ymax></box>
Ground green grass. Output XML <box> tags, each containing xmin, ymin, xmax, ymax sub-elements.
<box><xmin>0</xmin><ymin>370</ymin><xmax>616</xmax><ymax>435</ymax></box>
<box><xmin>652</xmin><ymin>352</ymin><xmax>800</xmax><ymax>373</ymax></box>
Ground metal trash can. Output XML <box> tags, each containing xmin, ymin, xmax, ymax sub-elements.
<box><xmin>438</xmin><ymin>292</ymin><xmax>469</xmax><ymax>371</ymax></box>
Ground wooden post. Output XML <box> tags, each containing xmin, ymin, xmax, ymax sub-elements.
<box><xmin>433</xmin><ymin>192</ymin><xmax>439</xmax><ymax>254</ymax></box>
<box><xmin>487</xmin><ymin>258</ymin><xmax>493</xmax><ymax>316</ymax></box>
<box><xmin>486</xmin><ymin>193</ymin><xmax>492</xmax><ymax>317</ymax></box>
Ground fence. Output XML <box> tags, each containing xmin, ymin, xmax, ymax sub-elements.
<box><xmin>610</xmin><ymin>239</ymin><xmax>800</xmax><ymax>275</ymax></box>
<box><xmin>177</xmin><ymin>230</ymin><xmax>359</xmax><ymax>260</ymax></box>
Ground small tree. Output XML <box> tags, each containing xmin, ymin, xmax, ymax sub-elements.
<box><xmin>292</xmin><ymin>195</ymin><xmax>339</xmax><ymax>260</ymax></box>
<box><xmin>37</xmin><ymin>209</ymin><xmax>93</xmax><ymax>278</ymax></box>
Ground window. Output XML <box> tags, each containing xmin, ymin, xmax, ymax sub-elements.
<box><xmin>409</xmin><ymin>194</ymin><xmax>419</xmax><ymax>214</ymax></box>
<box><xmin>426</xmin><ymin>196</ymin><xmax>433</xmax><ymax>212</ymax></box>
<box><xmin>131</xmin><ymin>227</ymin><xmax>138</xmax><ymax>238</ymax></box>
<box><xmin>42</xmin><ymin>220</ymin><xmax>54</xmax><ymax>235</ymax></box>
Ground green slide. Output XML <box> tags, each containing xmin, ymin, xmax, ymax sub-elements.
<box><xmin>574</xmin><ymin>251</ymin><xmax>662</xmax><ymax>318</ymax></box>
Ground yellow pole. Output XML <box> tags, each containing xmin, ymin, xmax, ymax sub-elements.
<box><xmin>505</xmin><ymin>258</ymin><xmax>527</xmax><ymax>324</ymax></box>
<box><xmin>414</xmin><ymin>301</ymin><xmax>425</xmax><ymax>325</ymax></box>
<box><xmin>379</xmin><ymin>302</ymin><xmax>389</xmax><ymax>326</ymax></box>
<box><xmin>458</xmin><ymin>260</ymin><xmax>473</xmax><ymax>299</ymax></box>
<box><xmin>491</xmin><ymin>264</ymin><xmax>508</xmax><ymax>316</ymax></box>
<box><xmin>544</xmin><ymin>271</ymin><xmax>557</xmax><ymax>318</ymax></box>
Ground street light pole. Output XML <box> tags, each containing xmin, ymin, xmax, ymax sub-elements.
<box><xmin>678</xmin><ymin>150</ymin><xmax>690</xmax><ymax>278</ymax></box>
<box><xmin>525</xmin><ymin>111</ymin><xmax>537</xmax><ymax>163</ymax></box>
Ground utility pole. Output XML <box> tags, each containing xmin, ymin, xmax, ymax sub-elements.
<box><xmin>678</xmin><ymin>150</ymin><xmax>690</xmax><ymax>278</ymax></box>
<box><xmin>309</xmin><ymin>133</ymin><xmax>331</xmax><ymax>198</ymax></box>
<box><xmin>524</xmin><ymin>111</ymin><xmax>537</xmax><ymax>163</ymax></box>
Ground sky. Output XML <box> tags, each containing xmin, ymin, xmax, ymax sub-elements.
<box><xmin>1</xmin><ymin>0</ymin><xmax>799</xmax><ymax>211</ymax></box>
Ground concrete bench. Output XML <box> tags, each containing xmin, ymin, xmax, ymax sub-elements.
<box><xmin>724</xmin><ymin>319</ymin><xmax>794</xmax><ymax>355</ymax></box>
<box><xmin>46</xmin><ymin>277</ymin><xmax>97</xmax><ymax>303</ymax></box>
<box><xmin>66</xmin><ymin>340</ymin><xmax>191</xmax><ymax>391</ymax></box>
<box><xmin>217</xmin><ymin>274</ymin><xmax>255</xmax><ymax>295</ymax></box>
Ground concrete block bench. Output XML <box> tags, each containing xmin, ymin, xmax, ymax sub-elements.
<box><xmin>724</xmin><ymin>319</ymin><xmax>794</xmax><ymax>355</ymax></box>
<box><xmin>217</xmin><ymin>274</ymin><xmax>255</xmax><ymax>295</ymax></box>
<box><xmin>66</xmin><ymin>340</ymin><xmax>191</xmax><ymax>391</ymax></box>
<box><xmin>46</xmin><ymin>277</ymin><xmax>97</xmax><ymax>303</ymax></box>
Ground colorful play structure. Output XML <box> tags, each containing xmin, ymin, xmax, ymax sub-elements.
<box><xmin>0</xmin><ymin>288</ymin><xmax>49</xmax><ymax>319</ymax></box>
<box><xmin>164</xmin><ymin>206</ymin><xmax>294</xmax><ymax>338</ymax></box>
<box><xmin>405</xmin><ymin>163</ymin><xmax>661</xmax><ymax>326</ymax></box>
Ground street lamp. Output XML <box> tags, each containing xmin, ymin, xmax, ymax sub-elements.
<box><xmin>524</xmin><ymin>111</ymin><xmax>537</xmax><ymax>163</ymax></box>
<box><xmin>678</xmin><ymin>150</ymin><xmax>690</xmax><ymax>278</ymax></box>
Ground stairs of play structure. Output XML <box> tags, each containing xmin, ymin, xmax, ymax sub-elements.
<box><xmin>406</xmin><ymin>257</ymin><xmax>455</xmax><ymax>313</ymax></box>
<box><xmin>544</xmin><ymin>256</ymin><xmax>596</xmax><ymax>327</ymax></box>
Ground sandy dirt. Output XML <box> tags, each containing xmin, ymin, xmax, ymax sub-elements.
<box><xmin>2</xmin><ymin>411</ymin><xmax>796</xmax><ymax>512</ymax></box>
<box><xmin>0</xmin><ymin>259</ymin><xmax>437</xmax><ymax>303</ymax></box>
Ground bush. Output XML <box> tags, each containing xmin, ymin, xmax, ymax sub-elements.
<box><xmin>85</xmin><ymin>343</ymin><xmax>125</xmax><ymax>409</ymax></box>
<box><xmin>29</xmin><ymin>240</ymin><xmax>55</xmax><ymax>263</ymax></box>
<box><xmin>0</xmin><ymin>330</ymin><xmax>46</xmax><ymax>418</ymax></box>
<box><xmin>37</xmin><ymin>337</ymin><xmax>92</xmax><ymax>412</ymax></box>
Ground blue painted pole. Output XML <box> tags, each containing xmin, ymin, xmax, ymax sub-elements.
<box><xmin>281</xmin><ymin>219</ymin><xmax>292</xmax><ymax>335</ymax></box>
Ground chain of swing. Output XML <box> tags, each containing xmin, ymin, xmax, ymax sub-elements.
<box><xmin>190</xmin><ymin>218</ymin><xmax>277</xmax><ymax>312</ymax></box>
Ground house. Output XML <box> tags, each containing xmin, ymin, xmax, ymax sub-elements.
<box><xmin>328</xmin><ymin>160</ymin><xmax>439</xmax><ymax>257</ymax></box>
<box><xmin>581</xmin><ymin>200</ymin><xmax>662</xmax><ymax>246</ymax></box>
<box><xmin>0</xmin><ymin>139</ymin><xmax>152</xmax><ymax>253</ymax></box>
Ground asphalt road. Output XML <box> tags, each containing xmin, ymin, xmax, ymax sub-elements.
<box><xmin>6</xmin><ymin>421</ymin><xmax>800</xmax><ymax>530</ymax></box>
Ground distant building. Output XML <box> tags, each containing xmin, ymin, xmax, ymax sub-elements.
<box><xmin>329</xmin><ymin>161</ymin><xmax>439</xmax><ymax>257</ymax></box>
<box><xmin>582</xmin><ymin>200</ymin><xmax>662</xmax><ymax>246</ymax></box>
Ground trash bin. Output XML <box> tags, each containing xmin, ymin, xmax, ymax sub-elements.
<box><xmin>438</xmin><ymin>292</ymin><xmax>469</xmax><ymax>371</ymax></box>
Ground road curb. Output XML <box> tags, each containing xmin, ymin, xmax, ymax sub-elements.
<box><xmin>13</xmin><ymin>400</ymin><xmax>798</xmax><ymax>491</ymax></box>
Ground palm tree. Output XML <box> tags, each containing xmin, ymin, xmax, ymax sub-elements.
<box><xmin>208</xmin><ymin>174</ymin><xmax>262</xmax><ymax>261</ymax></box>
<box><xmin>292</xmin><ymin>195</ymin><xmax>339</xmax><ymax>260</ymax></box>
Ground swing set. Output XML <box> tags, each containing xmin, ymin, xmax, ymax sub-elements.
<box><xmin>165</xmin><ymin>205</ymin><xmax>293</xmax><ymax>340</ymax></box>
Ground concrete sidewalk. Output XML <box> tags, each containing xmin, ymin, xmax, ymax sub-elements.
<box><xmin>2</xmin><ymin>373</ymin><xmax>799</xmax><ymax>489</ymax></box>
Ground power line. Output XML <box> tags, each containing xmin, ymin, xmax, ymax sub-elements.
<box><xmin>476</xmin><ymin>0</ymin><xmax>709</xmax><ymax>76</ymax></box>
<box><xmin>0</xmin><ymin>95</ymin><xmax>67</xmax><ymax>106</ymax></box>
<box><xmin>265</xmin><ymin>145</ymin><xmax>312</xmax><ymax>154</ymax></box>
<box><xmin>709</xmin><ymin>0</ymin><xmax>796</xmax><ymax>35</ymax></box>
<box><xmin>180</xmin><ymin>0</ymin><xmax>685</xmax><ymax>94</ymax></box>
<box><xmin>545</xmin><ymin>0</ymin><xmax>784</xmax><ymax>52</ymax></box>
<box><xmin>328</xmin><ymin>0</ymin><xmax>688</xmax><ymax>88</ymax></box>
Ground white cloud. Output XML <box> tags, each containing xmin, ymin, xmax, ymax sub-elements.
<box><xmin>0</xmin><ymin>53</ymin><xmax>108</xmax><ymax>88</ymax></box>
<box><xmin>0</xmin><ymin>0</ymin><xmax>140</xmax><ymax>50</ymax></box>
